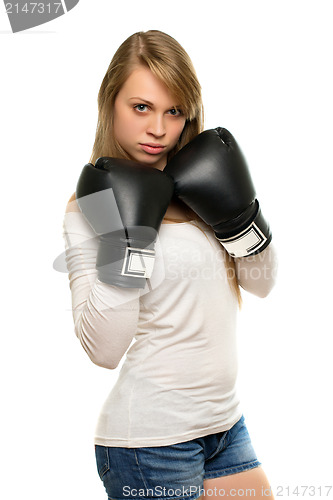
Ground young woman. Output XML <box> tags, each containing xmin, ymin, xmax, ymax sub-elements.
<box><xmin>63</xmin><ymin>30</ymin><xmax>277</xmax><ymax>500</ymax></box>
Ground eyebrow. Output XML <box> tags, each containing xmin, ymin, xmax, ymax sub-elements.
<box><xmin>129</xmin><ymin>97</ymin><xmax>154</xmax><ymax>106</ymax></box>
<box><xmin>129</xmin><ymin>97</ymin><xmax>182</xmax><ymax>108</ymax></box>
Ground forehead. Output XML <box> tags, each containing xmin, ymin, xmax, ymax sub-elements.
<box><xmin>119</xmin><ymin>66</ymin><xmax>178</xmax><ymax>106</ymax></box>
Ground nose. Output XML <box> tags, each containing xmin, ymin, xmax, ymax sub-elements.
<box><xmin>146</xmin><ymin>113</ymin><xmax>166</xmax><ymax>138</ymax></box>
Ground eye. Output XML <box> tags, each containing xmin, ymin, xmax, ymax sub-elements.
<box><xmin>134</xmin><ymin>104</ymin><xmax>149</xmax><ymax>112</ymax></box>
<box><xmin>168</xmin><ymin>108</ymin><xmax>183</xmax><ymax>116</ymax></box>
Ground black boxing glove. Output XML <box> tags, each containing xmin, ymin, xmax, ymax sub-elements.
<box><xmin>164</xmin><ymin>128</ymin><xmax>272</xmax><ymax>258</ymax></box>
<box><xmin>76</xmin><ymin>157</ymin><xmax>174</xmax><ymax>288</ymax></box>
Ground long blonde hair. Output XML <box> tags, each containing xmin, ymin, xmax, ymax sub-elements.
<box><xmin>89</xmin><ymin>29</ymin><xmax>241</xmax><ymax>306</ymax></box>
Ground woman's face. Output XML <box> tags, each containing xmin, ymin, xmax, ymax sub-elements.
<box><xmin>113</xmin><ymin>66</ymin><xmax>186</xmax><ymax>170</ymax></box>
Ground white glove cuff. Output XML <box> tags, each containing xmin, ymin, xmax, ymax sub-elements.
<box><xmin>217</xmin><ymin>221</ymin><xmax>269</xmax><ymax>258</ymax></box>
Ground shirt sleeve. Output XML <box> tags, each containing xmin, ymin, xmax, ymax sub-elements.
<box><xmin>62</xmin><ymin>209</ymin><xmax>140</xmax><ymax>369</ymax></box>
<box><xmin>234</xmin><ymin>243</ymin><xmax>278</xmax><ymax>298</ymax></box>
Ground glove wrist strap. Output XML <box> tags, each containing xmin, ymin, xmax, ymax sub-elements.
<box><xmin>215</xmin><ymin>201</ymin><xmax>272</xmax><ymax>258</ymax></box>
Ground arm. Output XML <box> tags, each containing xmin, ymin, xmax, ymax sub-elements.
<box><xmin>234</xmin><ymin>242</ymin><xmax>278</xmax><ymax>298</ymax></box>
<box><xmin>63</xmin><ymin>195</ymin><xmax>140</xmax><ymax>369</ymax></box>
<box><xmin>164</xmin><ymin>128</ymin><xmax>278</xmax><ymax>298</ymax></box>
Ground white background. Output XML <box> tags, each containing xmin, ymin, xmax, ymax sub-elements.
<box><xmin>1</xmin><ymin>1</ymin><xmax>332</xmax><ymax>499</ymax></box>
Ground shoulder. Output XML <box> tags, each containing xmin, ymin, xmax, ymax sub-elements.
<box><xmin>65</xmin><ymin>192</ymin><xmax>80</xmax><ymax>213</ymax></box>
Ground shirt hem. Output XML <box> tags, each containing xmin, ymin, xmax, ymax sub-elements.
<box><xmin>94</xmin><ymin>412</ymin><xmax>243</xmax><ymax>448</ymax></box>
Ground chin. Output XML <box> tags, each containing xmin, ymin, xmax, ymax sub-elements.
<box><xmin>135</xmin><ymin>152</ymin><xmax>167</xmax><ymax>170</ymax></box>
<box><xmin>143</xmin><ymin>160</ymin><xmax>165</xmax><ymax>171</ymax></box>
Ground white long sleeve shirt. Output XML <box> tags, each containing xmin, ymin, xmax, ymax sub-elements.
<box><xmin>63</xmin><ymin>204</ymin><xmax>277</xmax><ymax>448</ymax></box>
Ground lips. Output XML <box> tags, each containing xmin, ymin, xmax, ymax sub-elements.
<box><xmin>139</xmin><ymin>143</ymin><xmax>166</xmax><ymax>155</ymax></box>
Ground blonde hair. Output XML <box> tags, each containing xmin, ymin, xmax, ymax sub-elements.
<box><xmin>89</xmin><ymin>29</ymin><xmax>241</xmax><ymax>306</ymax></box>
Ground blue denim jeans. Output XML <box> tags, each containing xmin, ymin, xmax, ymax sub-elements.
<box><xmin>95</xmin><ymin>415</ymin><xmax>261</xmax><ymax>500</ymax></box>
